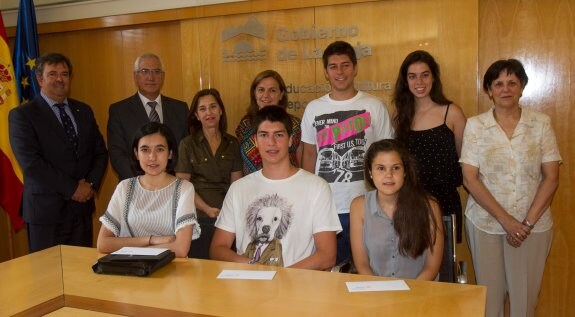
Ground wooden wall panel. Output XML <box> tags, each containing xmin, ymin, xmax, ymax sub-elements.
<box><xmin>479</xmin><ymin>0</ymin><xmax>574</xmax><ymax>316</ymax></box>
<box><xmin>0</xmin><ymin>213</ymin><xmax>9</xmax><ymax>261</ymax></box>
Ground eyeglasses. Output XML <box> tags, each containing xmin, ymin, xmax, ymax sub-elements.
<box><xmin>136</xmin><ymin>68</ymin><xmax>163</xmax><ymax>76</ymax></box>
<box><xmin>46</xmin><ymin>72</ymin><xmax>70</xmax><ymax>79</ymax></box>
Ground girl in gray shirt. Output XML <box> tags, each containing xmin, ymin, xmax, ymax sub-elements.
<box><xmin>350</xmin><ymin>139</ymin><xmax>443</xmax><ymax>280</ymax></box>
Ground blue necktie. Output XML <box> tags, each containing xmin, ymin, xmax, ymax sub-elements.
<box><xmin>55</xmin><ymin>103</ymin><xmax>79</xmax><ymax>157</ymax></box>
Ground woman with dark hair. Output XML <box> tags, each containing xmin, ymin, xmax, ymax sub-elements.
<box><xmin>175</xmin><ymin>88</ymin><xmax>242</xmax><ymax>259</ymax></box>
<box><xmin>392</xmin><ymin>50</ymin><xmax>467</xmax><ymax>242</ymax></box>
<box><xmin>97</xmin><ymin>122</ymin><xmax>200</xmax><ymax>258</ymax></box>
<box><xmin>461</xmin><ymin>59</ymin><xmax>561</xmax><ymax>316</ymax></box>
<box><xmin>235</xmin><ymin>70</ymin><xmax>302</xmax><ymax>175</ymax></box>
<box><xmin>350</xmin><ymin>139</ymin><xmax>443</xmax><ymax>280</ymax></box>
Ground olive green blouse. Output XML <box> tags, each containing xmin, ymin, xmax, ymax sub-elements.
<box><xmin>175</xmin><ymin>131</ymin><xmax>242</xmax><ymax>210</ymax></box>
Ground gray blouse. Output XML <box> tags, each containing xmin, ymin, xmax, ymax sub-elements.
<box><xmin>364</xmin><ymin>190</ymin><xmax>426</xmax><ymax>279</ymax></box>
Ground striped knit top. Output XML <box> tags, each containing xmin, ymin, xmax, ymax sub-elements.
<box><xmin>100</xmin><ymin>177</ymin><xmax>200</xmax><ymax>239</ymax></box>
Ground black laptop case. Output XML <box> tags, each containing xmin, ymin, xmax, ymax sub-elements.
<box><xmin>92</xmin><ymin>249</ymin><xmax>176</xmax><ymax>277</ymax></box>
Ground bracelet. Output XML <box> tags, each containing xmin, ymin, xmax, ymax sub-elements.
<box><xmin>522</xmin><ymin>219</ymin><xmax>535</xmax><ymax>230</ymax></box>
<box><xmin>148</xmin><ymin>235</ymin><xmax>152</xmax><ymax>246</ymax></box>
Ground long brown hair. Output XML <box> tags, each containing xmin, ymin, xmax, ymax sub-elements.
<box><xmin>364</xmin><ymin>139</ymin><xmax>439</xmax><ymax>258</ymax></box>
<box><xmin>392</xmin><ymin>51</ymin><xmax>452</xmax><ymax>147</ymax></box>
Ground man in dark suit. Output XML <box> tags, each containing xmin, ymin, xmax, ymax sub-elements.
<box><xmin>8</xmin><ymin>53</ymin><xmax>108</xmax><ymax>253</ymax></box>
<box><xmin>107</xmin><ymin>53</ymin><xmax>189</xmax><ymax>180</ymax></box>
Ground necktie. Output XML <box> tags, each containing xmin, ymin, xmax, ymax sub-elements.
<box><xmin>253</xmin><ymin>245</ymin><xmax>262</xmax><ymax>263</ymax></box>
<box><xmin>55</xmin><ymin>103</ymin><xmax>79</xmax><ymax>157</ymax></box>
<box><xmin>148</xmin><ymin>101</ymin><xmax>160</xmax><ymax>122</ymax></box>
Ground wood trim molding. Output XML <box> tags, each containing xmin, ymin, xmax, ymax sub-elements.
<box><xmin>5</xmin><ymin>0</ymin><xmax>377</xmax><ymax>37</ymax></box>
<box><xmin>65</xmin><ymin>295</ymin><xmax>211</xmax><ymax>317</ymax></box>
<box><xmin>12</xmin><ymin>295</ymin><xmax>65</xmax><ymax>317</ymax></box>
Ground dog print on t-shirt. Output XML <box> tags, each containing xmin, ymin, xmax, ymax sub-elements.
<box><xmin>242</xmin><ymin>193</ymin><xmax>293</xmax><ymax>266</ymax></box>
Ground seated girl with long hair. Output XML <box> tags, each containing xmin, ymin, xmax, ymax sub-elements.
<box><xmin>350</xmin><ymin>139</ymin><xmax>443</xmax><ymax>280</ymax></box>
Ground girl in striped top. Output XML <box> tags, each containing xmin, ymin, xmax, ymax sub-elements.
<box><xmin>97</xmin><ymin>122</ymin><xmax>200</xmax><ymax>258</ymax></box>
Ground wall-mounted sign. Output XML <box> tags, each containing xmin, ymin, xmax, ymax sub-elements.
<box><xmin>221</xmin><ymin>16</ymin><xmax>372</xmax><ymax>63</ymax></box>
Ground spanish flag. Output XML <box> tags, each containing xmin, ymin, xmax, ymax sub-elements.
<box><xmin>0</xmin><ymin>12</ymin><xmax>24</xmax><ymax>231</ymax></box>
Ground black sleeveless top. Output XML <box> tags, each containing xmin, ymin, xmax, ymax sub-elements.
<box><xmin>408</xmin><ymin>104</ymin><xmax>462</xmax><ymax>188</ymax></box>
<box><xmin>408</xmin><ymin>104</ymin><xmax>463</xmax><ymax>242</ymax></box>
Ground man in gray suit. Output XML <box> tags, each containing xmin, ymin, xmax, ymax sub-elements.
<box><xmin>107</xmin><ymin>53</ymin><xmax>189</xmax><ymax>180</ymax></box>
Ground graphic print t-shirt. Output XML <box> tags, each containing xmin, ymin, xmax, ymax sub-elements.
<box><xmin>301</xmin><ymin>91</ymin><xmax>394</xmax><ymax>213</ymax></box>
<box><xmin>215</xmin><ymin>170</ymin><xmax>342</xmax><ymax>267</ymax></box>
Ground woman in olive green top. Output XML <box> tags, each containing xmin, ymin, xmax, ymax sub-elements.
<box><xmin>175</xmin><ymin>89</ymin><xmax>242</xmax><ymax>259</ymax></box>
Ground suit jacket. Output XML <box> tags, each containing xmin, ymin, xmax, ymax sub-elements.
<box><xmin>8</xmin><ymin>96</ymin><xmax>108</xmax><ymax>224</ymax></box>
<box><xmin>107</xmin><ymin>93</ymin><xmax>189</xmax><ymax>180</ymax></box>
<box><xmin>242</xmin><ymin>239</ymin><xmax>284</xmax><ymax>267</ymax></box>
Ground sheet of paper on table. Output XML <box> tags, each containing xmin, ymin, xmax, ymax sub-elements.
<box><xmin>217</xmin><ymin>270</ymin><xmax>277</xmax><ymax>280</ymax></box>
<box><xmin>111</xmin><ymin>247</ymin><xmax>169</xmax><ymax>256</ymax></box>
<box><xmin>346</xmin><ymin>280</ymin><xmax>410</xmax><ymax>292</ymax></box>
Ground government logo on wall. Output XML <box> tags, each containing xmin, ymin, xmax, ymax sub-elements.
<box><xmin>221</xmin><ymin>16</ymin><xmax>267</xmax><ymax>62</ymax></box>
<box><xmin>221</xmin><ymin>15</ymin><xmax>372</xmax><ymax>63</ymax></box>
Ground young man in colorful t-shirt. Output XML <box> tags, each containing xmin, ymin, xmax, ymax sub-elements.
<box><xmin>301</xmin><ymin>41</ymin><xmax>394</xmax><ymax>264</ymax></box>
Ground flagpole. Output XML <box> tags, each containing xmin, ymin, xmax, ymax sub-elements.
<box><xmin>7</xmin><ymin>216</ymin><xmax>14</xmax><ymax>259</ymax></box>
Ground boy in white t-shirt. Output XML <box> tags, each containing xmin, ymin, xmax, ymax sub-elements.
<box><xmin>211</xmin><ymin>106</ymin><xmax>341</xmax><ymax>269</ymax></box>
<box><xmin>301</xmin><ymin>41</ymin><xmax>394</xmax><ymax>265</ymax></box>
